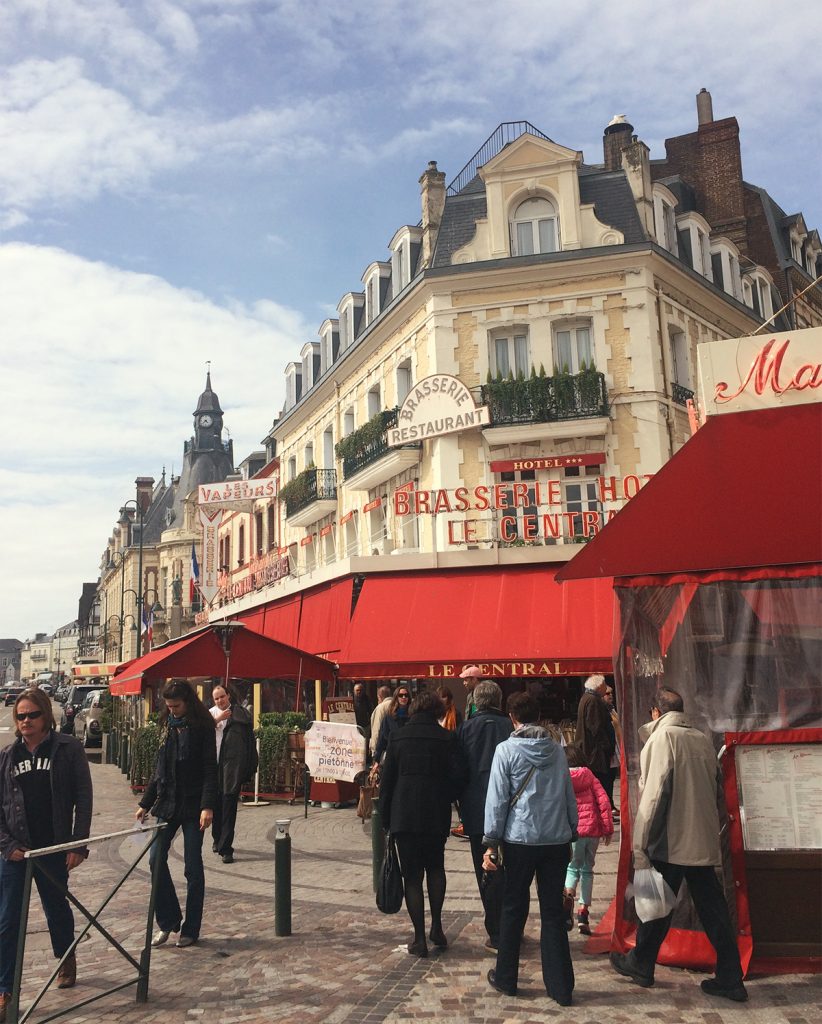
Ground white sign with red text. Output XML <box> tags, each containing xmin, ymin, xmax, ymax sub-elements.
<box><xmin>198</xmin><ymin>477</ymin><xmax>276</xmax><ymax>512</ymax></box>
<box><xmin>699</xmin><ymin>329</ymin><xmax>822</xmax><ymax>417</ymax></box>
<box><xmin>388</xmin><ymin>374</ymin><xmax>489</xmax><ymax>446</ymax></box>
<box><xmin>304</xmin><ymin>721</ymin><xmax>366</xmax><ymax>783</ymax></box>
<box><xmin>197</xmin><ymin>507</ymin><xmax>223</xmax><ymax>605</ymax></box>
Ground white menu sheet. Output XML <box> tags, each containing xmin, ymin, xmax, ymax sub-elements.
<box><xmin>736</xmin><ymin>744</ymin><xmax>822</xmax><ymax>851</ymax></box>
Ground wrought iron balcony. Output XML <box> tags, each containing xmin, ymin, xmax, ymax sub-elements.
<box><xmin>671</xmin><ymin>381</ymin><xmax>695</xmax><ymax>406</ymax></box>
<box><xmin>282</xmin><ymin>468</ymin><xmax>338</xmax><ymax>520</ymax></box>
<box><xmin>480</xmin><ymin>370</ymin><xmax>608</xmax><ymax>426</ymax></box>
<box><xmin>339</xmin><ymin>407</ymin><xmax>422</xmax><ymax>481</ymax></box>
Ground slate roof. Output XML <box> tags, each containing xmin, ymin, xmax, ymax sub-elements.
<box><xmin>431</xmin><ymin>190</ymin><xmax>488</xmax><ymax>267</ymax></box>
<box><xmin>578</xmin><ymin>171</ymin><xmax>646</xmax><ymax>243</ymax></box>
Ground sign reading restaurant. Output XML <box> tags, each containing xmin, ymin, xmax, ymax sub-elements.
<box><xmin>388</xmin><ymin>373</ymin><xmax>489</xmax><ymax>446</ymax></box>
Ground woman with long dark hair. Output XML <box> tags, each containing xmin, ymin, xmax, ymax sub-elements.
<box><xmin>372</xmin><ymin>686</ymin><xmax>411</xmax><ymax>764</ymax></box>
<box><xmin>380</xmin><ymin>690</ymin><xmax>467</xmax><ymax>956</ymax></box>
<box><xmin>135</xmin><ymin>680</ymin><xmax>217</xmax><ymax>948</ymax></box>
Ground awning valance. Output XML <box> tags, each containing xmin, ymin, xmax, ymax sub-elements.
<box><xmin>111</xmin><ymin>623</ymin><xmax>336</xmax><ymax>695</ymax></box>
<box><xmin>337</xmin><ymin>567</ymin><xmax>615</xmax><ymax>679</ymax></box>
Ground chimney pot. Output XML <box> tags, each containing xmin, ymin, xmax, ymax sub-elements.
<box><xmin>697</xmin><ymin>88</ymin><xmax>714</xmax><ymax>126</ymax></box>
<box><xmin>603</xmin><ymin>114</ymin><xmax>634</xmax><ymax>171</ymax></box>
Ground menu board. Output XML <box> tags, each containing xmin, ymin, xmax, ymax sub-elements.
<box><xmin>736</xmin><ymin>744</ymin><xmax>822</xmax><ymax>851</ymax></box>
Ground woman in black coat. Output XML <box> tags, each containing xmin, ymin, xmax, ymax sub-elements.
<box><xmin>136</xmin><ymin>680</ymin><xmax>217</xmax><ymax>948</ymax></box>
<box><xmin>210</xmin><ymin>683</ymin><xmax>257</xmax><ymax>864</ymax></box>
<box><xmin>380</xmin><ymin>689</ymin><xmax>467</xmax><ymax>957</ymax></box>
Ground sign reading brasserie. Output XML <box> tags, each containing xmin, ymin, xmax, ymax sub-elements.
<box><xmin>388</xmin><ymin>374</ymin><xmax>489</xmax><ymax>446</ymax></box>
<box><xmin>698</xmin><ymin>328</ymin><xmax>822</xmax><ymax>417</ymax></box>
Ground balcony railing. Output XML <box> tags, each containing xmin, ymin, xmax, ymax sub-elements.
<box><xmin>339</xmin><ymin>407</ymin><xmax>422</xmax><ymax>480</ymax></box>
<box><xmin>671</xmin><ymin>381</ymin><xmax>695</xmax><ymax>406</ymax></box>
<box><xmin>481</xmin><ymin>370</ymin><xmax>608</xmax><ymax>426</ymax></box>
<box><xmin>282</xmin><ymin>468</ymin><xmax>337</xmax><ymax>519</ymax></box>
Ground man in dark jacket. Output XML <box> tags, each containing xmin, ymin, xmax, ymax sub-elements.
<box><xmin>456</xmin><ymin>681</ymin><xmax>513</xmax><ymax>951</ymax></box>
<box><xmin>575</xmin><ymin>674</ymin><xmax>615</xmax><ymax>801</ymax></box>
<box><xmin>0</xmin><ymin>689</ymin><xmax>92</xmax><ymax>1015</ymax></box>
<box><xmin>210</xmin><ymin>685</ymin><xmax>257</xmax><ymax>864</ymax></box>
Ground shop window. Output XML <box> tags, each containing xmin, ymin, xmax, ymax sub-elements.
<box><xmin>510</xmin><ymin>196</ymin><xmax>559</xmax><ymax>256</ymax></box>
<box><xmin>490</xmin><ymin>328</ymin><xmax>530</xmax><ymax>378</ymax></box>
<box><xmin>552</xmin><ymin>322</ymin><xmax>593</xmax><ymax>374</ymax></box>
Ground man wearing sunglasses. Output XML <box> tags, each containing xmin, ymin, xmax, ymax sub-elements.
<box><xmin>0</xmin><ymin>688</ymin><xmax>92</xmax><ymax>1018</ymax></box>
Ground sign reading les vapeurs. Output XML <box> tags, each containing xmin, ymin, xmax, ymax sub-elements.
<box><xmin>388</xmin><ymin>374</ymin><xmax>489</xmax><ymax>446</ymax></box>
<box><xmin>699</xmin><ymin>328</ymin><xmax>822</xmax><ymax>417</ymax></box>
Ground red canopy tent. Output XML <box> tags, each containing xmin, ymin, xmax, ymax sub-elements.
<box><xmin>111</xmin><ymin>622</ymin><xmax>336</xmax><ymax>696</ymax></box>
<box><xmin>558</xmin><ymin>402</ymin><xmax>822</xmax><ymax>973</ymax></box>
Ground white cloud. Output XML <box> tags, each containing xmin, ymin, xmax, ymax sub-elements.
<box><xmin>0</xmin><ymin>242</ymin><xmax>307</xmax><ymax>640</ymax></box>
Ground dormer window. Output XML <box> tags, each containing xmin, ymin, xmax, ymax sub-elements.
<box><xmin>511</xmin><ymin>196</ymin><xmax>559</xmax><ymax>256</ymax></box>
<box><xmin>319</xmin><ymin>319</ymin><xmax>339</xmax><ymax>375</ymax></box>
<box><xmin>676</xmin><ymin>212</ymin><xmax>713</xmax><ymax>281</ymax></box>
<box><xmin>301</xmin><ymin>342</ymin><xmax>320</xmax><ymax>392</ymax></box>
<box><xmin>652</xmin><ymin>185</ymin><xmax>679</xmax><ymax>255</ymax></box>
<box><xmin>742</xmin><ymin>269</ymin><xmax>775</xmax><ymax>322</ymax></box>
<box><xmin>710</xmin><ymin>238</ymin><xmax>743</xmax><ymax>300</ymax></box>
<box><xmin>284</xmin><ymin>362</ymin><xmax>303</xmax><ymax>410</ymax></box>
<box><xmin>389</xmin><ymin>226</ymin><xmax>422</xmax><ymax>295</ymax></box>
<box><xmin>362</xmin><ymin>262</ymin><xmax>392</xmax><ymax>326</ymax></box>
<box><xmin>337</xmin><ymin>293</ymin><xmax>365</xmax><ymax>352</ymax></box>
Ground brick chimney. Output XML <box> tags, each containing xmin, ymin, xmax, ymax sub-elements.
<box><xmin>419</xmin><ymin>160</ymin><xmax>446</xmax><ymax>270</ymax></box>
<box><xmin>135</xmin><ymin>476</ymin><xmax>155</xmax><ymax>515</ymax></box>
<box><xmin>603</xmin><ymin>115</ymin><xmax>634</xmax><ymax>171</ymax></box>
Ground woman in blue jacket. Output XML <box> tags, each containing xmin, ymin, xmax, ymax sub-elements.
<box><xmin>482</xmin><ymin>691</ymin><xmax>578</xmax><ymax>1006</ymax></box>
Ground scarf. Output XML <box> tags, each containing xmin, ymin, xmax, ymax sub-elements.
<box><xmin>165</xmin><ymin>714</ymin><xmax>190</xmax><ymax>762</ymax></box>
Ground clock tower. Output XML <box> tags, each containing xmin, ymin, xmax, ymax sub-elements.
<box><xmin>193</xmin><ymin>370</ymin><xmax>224</xmax><ymax>451</ymax></box>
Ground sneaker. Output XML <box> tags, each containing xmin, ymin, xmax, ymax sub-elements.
<box><xmin>577</xmin><ymin>908</ymin><xmax>591</xmax><ymax>936</ymax></box>
<box><xmin>610</xmin><ymin>951</ymin><xmax>654</xmax><ymax>988</ymax></box>
<box><xmin>701</xmin><ymin>978</ymin><xmax>748</xmax><ymax>1002</ymax></box>
<box><xmin>450</xmin><ymin>823</ymin><xmax>469</xmax><ymax>840</ymax></box>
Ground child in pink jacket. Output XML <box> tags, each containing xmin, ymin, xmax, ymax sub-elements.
<box><xmin>564</xmin><ymin>744</ymin><xmax>614</xmax><ymax>934</ymax></box>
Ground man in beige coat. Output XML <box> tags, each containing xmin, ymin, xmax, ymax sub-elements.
<box><xmin>610</xmin><ymin>688</ymin><xmax>747</xmax><ymax>1002</ymax></box>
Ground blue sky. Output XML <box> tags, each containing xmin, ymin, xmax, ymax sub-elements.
<box><xmin>1</xmin><ymin>0</ymin><xmax>820</xmax><ymax>644</ymax></box>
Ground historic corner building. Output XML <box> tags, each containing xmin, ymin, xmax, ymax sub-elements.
<box><xmin>96</xmin><ymin>374</ymin><xmax>236</xmax><ymax>664</ymax></box>
<box><xmin>211</xmin><ymin>89</ymin><xmax>822</xmax><ymax>707</ymax></box>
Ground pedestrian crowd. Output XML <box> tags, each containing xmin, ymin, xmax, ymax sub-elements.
<box><xmin>0</xmin><ymin>674</ymin><xmax>748</xmax><ymax>1020</ymax></box>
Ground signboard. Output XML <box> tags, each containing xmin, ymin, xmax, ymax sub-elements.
<box><xmin>388</xmin><ymin>374</ymin><xmax>489</xmax><ymax>446</ymax></box>
<box><xmin>197</xmin><ymin>507</ymin><xmax>223</xmax><ymax>605</ymax></box>
<box><xmin>736</xmin><ymin>743</ymin><xmax>822</xmax><ymax>851</ymax></box>
<box><xmin>490</xmin><ymin>453</ymin><xmax>605</xmax><ymax>473</ymax></box>
<box><xmin>304</xmin><ymin>720</ymin><xmax>366</xmax><ymax>783</ymax></box>
<box><xmin>198</xmin><ymin>477</ymin><xmax>276</xmax><ymax>512</ymax></box>
<box><xmin>698</xmin><ymin>328</ymin><xmax>822</xmax><ymax>417</ymax></box>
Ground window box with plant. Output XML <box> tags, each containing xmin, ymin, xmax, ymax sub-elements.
<box><xmin>481</xmin><ymin>364</ymin><xmax>607</xmax><ymax>425</ymax></box>
<box><xmin>279</xmin><ymin>466</ymin><xmax>337</xmax><ymax>518</ymax></box>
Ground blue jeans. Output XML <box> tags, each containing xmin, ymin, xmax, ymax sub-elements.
<box><xmin>565</xmin><ymin>837</ymin><xmax>600</xmax><ymax>907</ymax></box>
<box><xmin>495</xmin><ymin>841</ymin><xmax>574</xmax><ymax>1001</ymax></box>
<box><xmin>149</xmin><ymin>818</ymin><xmax>205</xmax><ymax>940</ymax></box>
<box><xmin>0</xmin><ymin>854</ymin><xmax>75</xmax><ymax>993</ymax></box>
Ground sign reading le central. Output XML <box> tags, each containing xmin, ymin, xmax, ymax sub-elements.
<box><xmin>388</xmin><ymin>373</ymin><xmax>490</xmax><ymax>446</ymax></box>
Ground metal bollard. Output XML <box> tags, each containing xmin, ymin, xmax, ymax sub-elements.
<box><xmin>274</xmin><ymin>819</ymin><xmax>292</xmax><ymax>936</ymax></box>
<box><xmin>371</xmin><ymin>797</ymin><xmax>385</xmax><ymax>894</ymax></box>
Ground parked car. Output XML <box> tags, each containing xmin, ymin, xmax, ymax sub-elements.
<box><xmin>73</xmin><ymin>689</ymin><xmax>107</xmax><ymax>748</ymax></box>
<box><xmin>4</xmin><ymin>686</ymin><xmax>25</xmax><ymax>707</ymax></box>
<box><xmin>60</xmin><ymin>684</ymin><xmax>102</xmax><ymax>734</ymax></box>
<box><xmin>38</xmin><ymin>682</ymin><xmax>54</xmax><ymax>696</ymax></box>
<box><xmin>54</xmin><ymin>682</ymin><xmax>70</xmax><ymax>703</ymax></box>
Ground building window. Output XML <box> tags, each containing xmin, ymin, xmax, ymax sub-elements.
<box><xmin>396</xmin><ymin>360</ymin><xmax>412</xmax><ymax>404</ymax></box>
<box><xmin>552</xmin><ymin>323</ymin><xmax>593</xmax><ymax>374</ymax></box>
<box><xmin>491</xmin><ymin>329</ymin><xmax>530</xmax><ymax>378</ymax></box>
<box><xmin>563</xmin><ymin>466</ymin><xmax>602</xmax><ymax>540</ymax></box>
<box><xmin>304</xmin><ymin>442</ymin><xmax>314</xmax><ymax>469</ymax></box>
<box><xmin>743</xmin><ymin>272</ymin><xmax>774</xmax><ymax>321</ymax></box>
<box><xmin>669</xmin><ymin>327</ymin><xmax>688</xmax><ymax>385</ymax></box>
<box><xmin>238</xmin><ymin>524</ymin><xmax>245</xmax><ymax>567</ymax></box>
<box><xmin>392</xmin><ymin>244</ymin><xmax>406</xmax><ymax>291</ymax></box>
<box><xmin>255</xmin><ymin>511</ymin><xmax>264</xmax><ymax>556</ymax></box>
<box><xmin>511</xmin><ymin>196</ymin><xmax>560</xmax><ymax>256</ymax></box>
<box><xmin>287</xmin><ymin>456</ymin><xmax>296</xmax><ymax>481</ymax></box>
<box><xmin>498</xmin><ymin>470</ymin><xmax>538</xmax><ymax>542</ymax></box>
<box><xmin>653</xmin><ymin>188</ymin><xmax>679</xmax><ymax>255</ymax></box>
<box><xmin>676</xmin><ymin>214</ymin><xmax>713</xmax><ymax>280</ymax></box>
<box><xmin>367</xmin><ymin>385</ymin><xmax>381</xmax><ymax>418</ymax></box>
<box><xmin>267</xmin><ymin>505</ymin><xmax>276</xmax><ymax>551</ymax></box>
<box><xmin>343</xmin><ymin>408</ymin><xmax>355</xmax><ymax>436</ymax></box>
<box><xmin>511</xmin><ymin>196</ymin><xmax>559</xmax><ymax>256</ymax></box>
<box><xmin>323</xmin><ymin>426</ymin><xmax>334</xmax><ymax>468</ymax></box>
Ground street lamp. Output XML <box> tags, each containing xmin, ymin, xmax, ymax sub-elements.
<box><xmin>120</xmin><ymin>497</ymin><xmax>147</xmax><ymax>657</ymax></box>
<box><xmin>106</xmin><ymin>550</ymin><xmax>126</xmax><ymax>661</ymax></box>
<box><xmin>122</xmin><ymin>589</ymin><xmax>139</xmax><ymax>660</ymax></box>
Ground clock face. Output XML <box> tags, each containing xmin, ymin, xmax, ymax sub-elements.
<box><xmin>199</xmin><ymin>414</ymin><xmax>213</xmax><ymax>428</ymax></box>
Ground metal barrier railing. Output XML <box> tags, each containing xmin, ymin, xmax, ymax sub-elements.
<box><xmin>8</xmin><ymin>823</ymin><xmax>166</xmax><ymax>1024</ymax></box>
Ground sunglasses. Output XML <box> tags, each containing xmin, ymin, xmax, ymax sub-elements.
<box><xmin>397</xmin><ymin>693</ymin><xmax>410</xmax><ymax>699</ymax></box>
<box><xmin>16</xmin><ymin>710</ymin><xmax>43</xmax><ymax>722</ymax></box>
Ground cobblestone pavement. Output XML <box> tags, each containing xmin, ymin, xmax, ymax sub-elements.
<box><xmin>12</xmin><ymin>758</ymin><xmax>821</xmax><ymax>1024</ymax></box>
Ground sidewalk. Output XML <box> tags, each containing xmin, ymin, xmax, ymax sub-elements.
<box><xmin>15</xmin><ymin>759</ymin><xmax>821</xmax><ymax>1023</ymax></box>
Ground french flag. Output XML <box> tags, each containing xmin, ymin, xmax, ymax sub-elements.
<box><xmin>190</xmin><ymin>542</ymin><xmax>200</xmax><ymax>603</ymax></box>
<box><xmin>141</xmin><ymin>602</ymin><xmax>154</xmax><ymax>649</ymax></box>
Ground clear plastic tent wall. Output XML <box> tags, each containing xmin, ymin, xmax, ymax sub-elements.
<box><xmin>612</xmin><ymin>570</ymin><xmax>822</xmax><ymax>966</ymax></box>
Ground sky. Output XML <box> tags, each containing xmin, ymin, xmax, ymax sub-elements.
<box><xmin>1</xmin><ymin>0</ymin><xmax>820</xmax><ymax>645</ymax></box>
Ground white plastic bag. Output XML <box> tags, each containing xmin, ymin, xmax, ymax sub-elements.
<box><xmin>627</xmin><ymin>867</ymin><xmax>678</xmax><ymax>922</ymax></box>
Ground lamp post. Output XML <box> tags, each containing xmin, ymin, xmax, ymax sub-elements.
<box><xmin>120</xmin><ymin>498</ymin><xmax>147</xmax><ymax>658</ymax></box>
<box><xmin>106</xmin><ymin>550</ymin><xmax>126</xmax><ymax>661</ymax></box>
<box><xmin>122</xmin><ymin>589</ymin><xmax>139</xmax><ymax>660</ymax></box>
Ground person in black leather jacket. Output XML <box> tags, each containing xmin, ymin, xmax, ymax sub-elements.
<box><xmin>136</xmin><ymin>681</ymin><xmax>216</xmax><ymax>949</ymax></box>
<box><xmin>209</xmin><ymin>684</ymin><xmax>257</xmax><ymax>864</ymax></box>
<box><xmin>0</xmin><ymin>688</ymin><xmax>92</xmax><ymax>1010</ymax></box>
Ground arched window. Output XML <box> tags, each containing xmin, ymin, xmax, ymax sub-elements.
<box><xmin>511</xmin><ymin>197</ymin><xmax>559</xmax><ymax>256</ymax></box>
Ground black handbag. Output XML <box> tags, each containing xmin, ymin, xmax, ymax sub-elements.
<box><xmin>376</xmin><ymin>835</ymin><xmax>404</xmax><ymax>914</ymax></box>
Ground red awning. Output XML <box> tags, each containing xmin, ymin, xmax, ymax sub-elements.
<box><xmin>337</xmin><ymin>567</ymin><xmax>615</xmax><ymax>679</ymax></box>
<box><xmin>111</xmin><ymin>623</ymin><xmax>336</xmax><ymax>695</ymax></box>
<box><xmin>557</xmin><ymin>404</ymin><xmax>822</xmax><ymax>582</ymax></box>
<box><xmin>238</xmin><ymin>594</ymin><xmax>302</xmax><ymax>647</ymax></box>
<box><xmin>297</xmin><ymin>578</ymin><xmax>354</xmax><ymax>657</ymax></box>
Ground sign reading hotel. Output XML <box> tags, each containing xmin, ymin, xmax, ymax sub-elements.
<box><xmin>388</xmin><ymin>374</ymin><xmax>489</xmax><ymax>446</ymax></box>
<box><xmin>698</xmin><ymin>328</ymin><xmax>822</xmax><ymax>417</ymax></box>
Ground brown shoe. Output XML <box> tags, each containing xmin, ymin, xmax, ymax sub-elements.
<box><xmin>57</xmin><ymin>952</ymin><xmax>76</xmax><ymax>989</ymax></box>
<box><xmin>0</xmin><ymin>991</ymin><xmax>10</xmax><ymax>1023</ymax></box>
